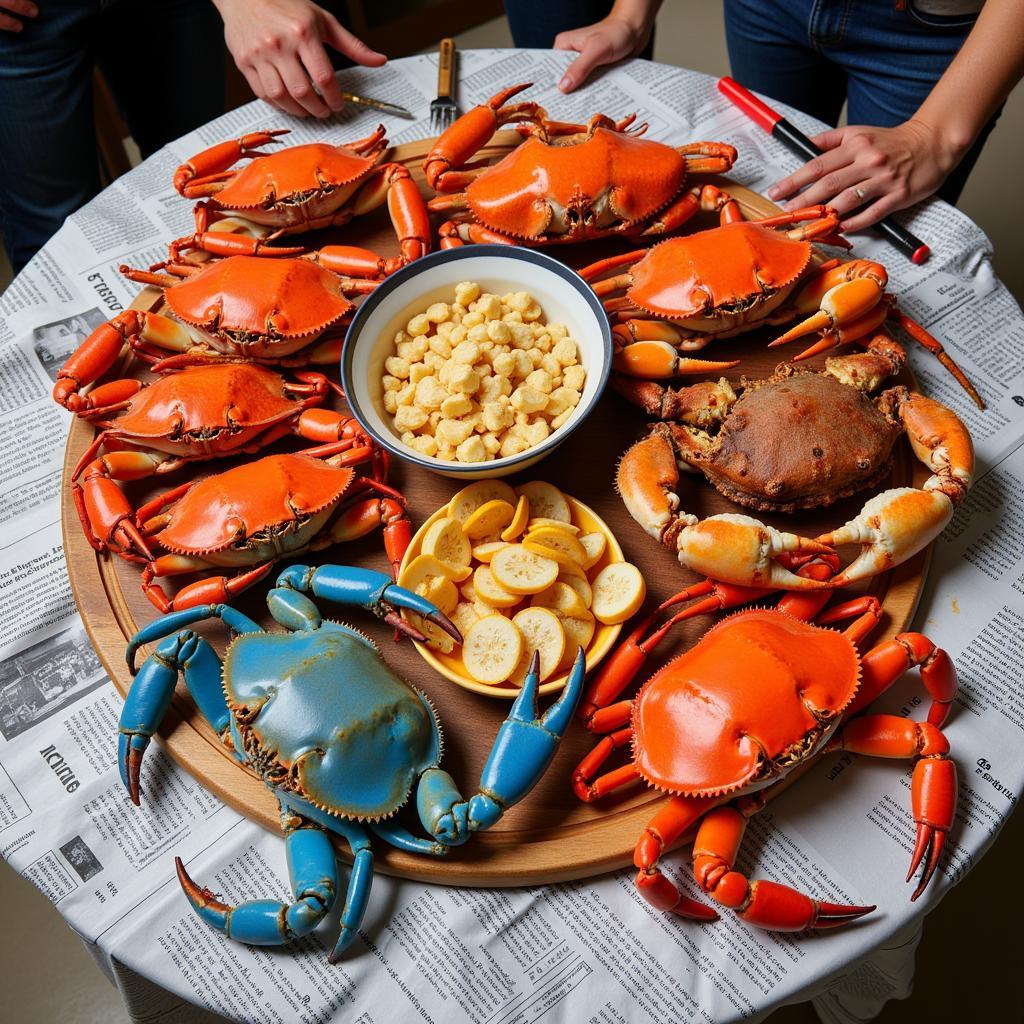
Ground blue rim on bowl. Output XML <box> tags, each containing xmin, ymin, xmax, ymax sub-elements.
<box><xmin>341</xmin><ymin>245</ymin><xmax>612</xmax><ymax>475</ymax></box>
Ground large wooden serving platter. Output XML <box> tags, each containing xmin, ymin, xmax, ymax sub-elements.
<box><xmin>63</xmin><ymin>134</ymin><xmax>929</xmax><ymax>886</ymax></box>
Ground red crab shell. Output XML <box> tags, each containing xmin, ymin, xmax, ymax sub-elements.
<box><xmin>114</xmin><ymin>364</ymin><xmax>310</xmax><ymax>441</ymax></box>
<box><xmin>163</xmin><ymin>256</ymin><xmax>355</xmax><ymax>339</ymax></box>
<box><xmin>631</xmin><ymin>610</ymin><xmax>860</xmax><ymax>796</ymax></box>
<box><xmin>211</xmin><ymin>142</ymin><xmax>380</xmax><ymax>210</ymax></box>
<box><xmin>157</xmin><ymin>454</ymin><xmax>355</xmax><ymax>555</ymax></box>
<box><xmin>627</xmin><ymin>221</ymin><xmax>814</xmax><ymax>318</ymax></box>
<box><xmin>465</xmin><ymin>129</ymin><xmax>688</xmax><ymax>240</ymax></box>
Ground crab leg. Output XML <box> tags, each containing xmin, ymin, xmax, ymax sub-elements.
<box><xmin>347</xmin><ymin>162</ymin><xmax>432</xmax><ymax>266</ymax></box>
<box><xmin>175</xmin><ymin>816</ymin><xmax>341</xmax><ymax>946</ymax></box>
<box><xmin>633</xmin><ymin>795</ymin><xmax>722</xmax><ymax>920</ymax></box>
<box><xmin>415</xmin><ymin>648</ymin><xmax>586</xmax><ymax>845</ymax></box>
<box><xmin>173</xmin><ymin>129</ymin><xmax>289</xmax><ymax>197</ymax></box>
<box><xmin>275</xmin><ymin>564</ymin><xmax>460</xmax><ymax>642</ymax></box>
<box><xmin>424</xmin><ymin>82</ymin><xmax>543</xmax><ymax>192</ymax></box>
<box><xmin>120</xmin><ymin>606</ymin><xmax>261</xmax><ymax>800</ymax></box>
<box><xmin>689</xmin><ymin>807</ymin><xmax>875</xmax><ymax>930</ymax></box>
<box><xmin>73</xmin><ymin>451</ymin><xmax>159</xmax><ymax>559</ymax></box>
<box><xmin>817</xmin><ymin>391</ymin><xmax>973</xmax><ymax>586</ymax></box>
<box><xmin>141</xmin><ymin>558</ymin><xmax>277</xmax><ymax>613</ymax></box>
<box><xmin>53</xmin><ymin>311</ymin><xmax>196</xmax><ymax>411</ymax></box>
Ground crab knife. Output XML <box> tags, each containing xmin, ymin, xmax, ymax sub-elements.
<box><xmin>339</xmin><ymin>91</ymin><xmax>414</xmax><ymax>119</ymax></box>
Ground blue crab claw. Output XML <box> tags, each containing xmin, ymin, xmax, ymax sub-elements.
<box><xmin>471</xmin><ymin>647</ymin><xmax>587</xmax><ymax>830</ymax></box>
<box><xmin>276</xmin><ymin>564</ymin><xmax>461</xmax><ymax>643</ymax></box>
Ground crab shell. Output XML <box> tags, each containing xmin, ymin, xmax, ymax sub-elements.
<box><xmin>163</xmin><ymin>256</ymin><xmax>354</xmax><ymax>358</ymax></box>
<box><xmin>212</xmin><ymin>142</ymin><xmax>381</xmax><ymax>213</ymax></box>
<box><xmin>632</xmin><ymin>609</ymin><xmax>860</xmax><ymax>797</ymax></box>
<box><xmin>691</xmin><ymin>369</ymin><xmax>903</xmax><ymax>512</ymax></box>
<box><xmin>627</xmin><ymin>221</ymin><xmax>813</xmax><ymax>322</ymax></box>
<box><xmin>112</xmin><ymin>364</ymin><xmax>314</xmax><ymax>457</ymax></box>
<box><xmin>156</xmin><ymin>453</ymin><xmax>355</xmax><ymax>566</ymax></box>
<box><xmin>223</xmin><ymin>622</ymin><xmax>443</xmax><ymax>819</ymax></box>
<box><xmin>465</xmin><ymin>129</ymin><xmax>688</xmax><ymax>240</ymax></box>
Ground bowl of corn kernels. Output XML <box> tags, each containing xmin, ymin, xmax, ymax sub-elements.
<box><xmin>341</xmin><ymin>246</ymin><xmax>612</xmax><ymax>478</ymax></box>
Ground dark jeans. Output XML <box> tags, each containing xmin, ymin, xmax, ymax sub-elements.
<box><xmin>504</xmin><ymin>0</ymin><xmax>655</xmax><ymax>60</ymax></box>
<box><xmin>723</xmin><ymin>0</ymin><xmax>998</xmax><ymax>204</ymax></box>
<box><xmin>0</xmin><ymin>0</ymin><xmax>226</xmax><ymax>274</ymax></box>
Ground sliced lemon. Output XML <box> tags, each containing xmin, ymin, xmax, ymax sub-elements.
<box><xmin>578</xmin><ymin>532</ymin><xmax>607</xmax><ymax>571</ymax></box>
<box><xmin>448</xmin><ymin>480</ymin><xmax>517</xmax><ymax>523</ymax></box>
<box><xmin>509</xmin><ymin>607</ymin><xmax>566</xmax><ymax>685</ymax></box>
<box><xmin>490</xmin><ymin>543</ymin><xmax>559</xmax><ymax>595</ymax></box>
<box><xmin>514</xmin><ymin>481</ymin><xmax>570</xmax><ymax>523</ymax></box>
<box><xmin>463</xmin><ymin>499</ymin><xmax>516</xmax><ymax>540</ymax></box>
<box><xmin>407</xmin><ymin>612</ymin><xmax>457</xmax><ymax>654</ymax></box>
<box><xmin>415</xmin><ymin>575</ymin><xmax>458</xmax><ymax>616</ymax></box>
<box><xmin>531</xmin><ymin>580</ymin><xmax>588</xmax><ymax>619</ymax></box>
<box><xmin>558</xmin><ymin>569</ymin><xmax>593</xmax><ymax>609</ymax></box>
<box><xmin>450</xmin><ymin>600</ymin><xmax>482</xmax><ymax>640</ymax></box>
<box><xmin>421</xmin><ymin>516</ymin><xmax>471</xmax><ymax>574</ymax></box>
<box><xmin>501</xmin><ymin>495</ymin><xmax>530</xmax><ymax>542</ymax></box>
<box><xmin>471</xmin><ymin>540</ymin><xmax>508</xmax><ymax>563</ymax></box>
<box><xmin>399</xmin><ymin>552</ymin><xmax>469</xmax><ymax>590</ymax></box>
<box><xmin>462</xmin><ymin>615</ymin><xmax>523</xmax><ymax>684</ymax></box>
<box><xmin>591</xmin><ymin>562</ymin><xmax>645</xmax><ymax>624</ymax></box>
<box><xmin>556</xmin><ymin>612</ymin><xmax>596</xmax><ymax>670</ymax></box>
<box><xmin>473</xmin><ymin>564</ymin><xmax>522</xmax><ymax>608</ymax></box>
<box><xmin>523</xmin><ymin>525</ymin><xmax>588</xmax><ymax>567</ymax></box>
<box><xmin>527</xmin><ymin>517</ymin><xmax>580</xmax><ymax>536</ymax></box>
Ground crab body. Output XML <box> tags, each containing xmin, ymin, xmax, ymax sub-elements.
<box><xmin>171</xmin><ymin>127</ymin><xmax>431</xmax><ymax>268</ymax></box>
<box><xmin>573</xmin><ymin>575</ymin><xmax>959</xmax><ymax>932</ymax></box>
<box><xmin>119</xmin><ymin>565</ymin><xmax>585</xmax><ymax>960</ymax></box>
<box><xmin>615</xmin><ymin>343</ymin><xmax>974</xmax><ymax>589</ymax></box>
<box><xmin>424</xmin><ymin>83</ymin><xmax>736</xmax><ymax>247</ymax></box>
<box><xmin>92</xmin><ymin>449</ymin><xmax>411</xmax><ymax>613</ymax></box>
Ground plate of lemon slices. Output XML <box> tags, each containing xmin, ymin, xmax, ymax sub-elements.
<box><xmin>398</xmin><ymin>479</ymin><xmax>645</xmax><ymax>698</ymax></box>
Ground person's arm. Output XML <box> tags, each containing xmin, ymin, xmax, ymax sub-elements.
<box><xmin>554</xmin><ymin>0</ymin><xmax>663</xmax><ymax>93</ymax></box>
<box><xmin>0</xmin><ymin>0</ymin><xmax>36</xmax><ymax>32</ymax></box>
<box><xmin>768</xmin><ymin>0</ymin><xmax>1024</xmax><ymax>230</ymax></box>
<box><xmin>212</xmin><ymin>0</ymin><xmax>386</xmax><ymax>119</ymax></box>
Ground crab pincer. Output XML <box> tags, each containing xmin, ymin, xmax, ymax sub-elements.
<box><xmin>275</xmin><ymin>564</ymin><xmax>461</xmax><ymax>643</ymax></box>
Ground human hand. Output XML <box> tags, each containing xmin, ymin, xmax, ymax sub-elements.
<box><xmin>0</xmin><ymin>0</ymin><xmax>37</xmax><ymax>32</ymax></box>
<box><xmin>214</xmin><ymin>0</ymin><xmax>386</xmax><ymax>118</ymax></box>
<box><xmin>767</xmin><ymin>121</ymin><xmax>964</xmax><ymax>232</ymax></box>
<box><xmin>554</xmin><ymin>13</ymin><xmax>654</xmax><ymax>93</ymax></box>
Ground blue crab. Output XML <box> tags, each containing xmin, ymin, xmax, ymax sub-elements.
<box><xmin>119</xmin><ymin>564</ymin><xmax>584</xmax><ymax>961</ymax></box>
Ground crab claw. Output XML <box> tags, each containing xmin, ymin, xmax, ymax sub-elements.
<box><xmin>817</xmin><ymin>487</ymin><xmax>954</xmax><ymax>587</ymax></box>
<box><xmin>676</xmin><ymin>514</ymin><xmax>834</xmax><ymax>590</ymax></box>
<box><xmin>275</xmin><ymin>564</ymin><xmax>461</xmax><ymax>642</ymax></box>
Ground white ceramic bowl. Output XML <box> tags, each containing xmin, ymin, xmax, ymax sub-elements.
<box><xmin>341</xmin><ymin>246</ymin><xmax>612</xmax><ymax>479</ymax></box>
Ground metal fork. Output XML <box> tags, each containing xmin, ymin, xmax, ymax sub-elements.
<box><xmin>429</xmin><ymin>38</ymin><xmax>457</xmax><ymax>134</ymax></box>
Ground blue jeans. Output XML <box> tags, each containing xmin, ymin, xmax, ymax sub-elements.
<box><xmin>724</xmin><ymin>0</ymin><xmax>997</xmax><ymax>204</ymax></box>
<box><xmin>0</xmin><ymin>0</ymin><xmax>226</xmax><ymax>274</ymax></box>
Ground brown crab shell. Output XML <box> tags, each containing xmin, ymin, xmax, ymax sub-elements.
<box><xmin>163</xmin><ymin>256</ymin><xmax>354</xmax><ymax>340</ymax></box>
<box><xmin>631</xmin><ymin>609</ymin><xmax>861</xmax><ymax>797</ymax></box>
<box><xmin>694</xmin><ymin>368</ymin><xmax>902</xmax><ymax>512</ymax></box>
<box><xmin>114</xmin><ymin>364</ymin><xmax>303</xmax><ymax>440</ymax></box>
<box><xmin>465</xmin><ymin>129</ymin><xmax>688</xmax><ymax>240</ymax></box>
<box><xmin>627</xmin><ymin>221</ymin><xmax>813</xmax><ymax>318</ymax></box>
<box><xmin>156</xmin><ymin>453</ymin><xmax>354</xmax><ymax>555</ymax></box>
<box><xmin>212</xmin><ymin>142</ymin><xmax>379</xmax><ymax>210</ymax></box>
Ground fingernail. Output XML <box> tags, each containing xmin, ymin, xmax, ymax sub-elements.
<box><xmin>558</xmin><ymin>75</ymin><xmax>572</xmax><ymax>93</ymax></box>
<box><xmin>767</xmin><ymin>185</ymin><xmax>781</xmax><ymax>199</ymax></box>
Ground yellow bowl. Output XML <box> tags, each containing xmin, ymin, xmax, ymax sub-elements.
<box><xmin>400</xmin><ymin>494</ymin><xmax>625</xmax><ymax>699</ymax></box>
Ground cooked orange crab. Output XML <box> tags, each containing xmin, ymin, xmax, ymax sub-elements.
<box><xmin>615</xmin><ymin>338</ymin><xmax>973</xmax><ymax>589</ymax></box>
<box><xmin>578</xmin><ymin>186</ymin><xmax>982</xmax><ymax>406</ymax></box>
<box><xmin>423</xmin><ymin>82</ymin><xmax>737</xmax><ymax>247</ymax></box>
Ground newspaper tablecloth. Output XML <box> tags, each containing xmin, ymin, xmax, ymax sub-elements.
<box><xmin>1</xmin><ymin>51</ymin><xmax>1020</xmax><ymax>1024</ymax></box>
